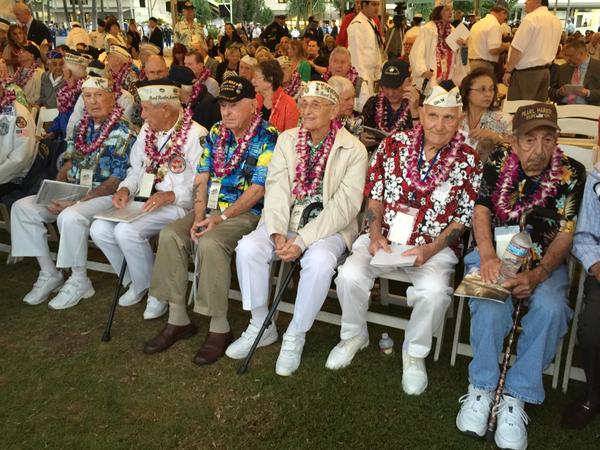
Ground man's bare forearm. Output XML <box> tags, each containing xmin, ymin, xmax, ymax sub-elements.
<box><xmin>222</xmin><ymin>184</ymin><xmax>265</xmax><ymax>219</ymax></box>
<box><xmin>85</xmin><ymin>176</ymin><xmax>120</xmax><ymax>200</ymax></box>
<box><xmin>533</xmin><ymin>231</ymin><xmax>573</xmax><ymax>283</ymax></box>
<box><xmin>426</xmin><ymin>221</ymin><xmax>465</xmax><ymax>256</ymax></box>
<box><xmin>366</xmin><ymin>198</ymin><xmax>384</xmax><ymax>238</ymax></box>
<box><xmin>193</xmin><ymin>173</ymin><xmax>209</xmax><ymax>221</ymax></box>
<box><xmin>505</xmin><ymin>47</ymin><xmax>523</xmax><ymax>72</ymax></box>
<box><xmin>473</xmin><ymin>205</ymin><xmax>496</xmax><ymax>259</ymax></box>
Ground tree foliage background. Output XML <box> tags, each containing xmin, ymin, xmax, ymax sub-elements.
<box><xmin>411</xmin><ymin>0</ymin><xmax>520</xmax><ymax>21</ymax></box>
<box><xmin>232</xmin><ymin>0</ymin><xmax>274</xmax><ymax>24</ymax></box>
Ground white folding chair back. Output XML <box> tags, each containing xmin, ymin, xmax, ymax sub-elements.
<box><xmin>556</xmin><ymin>104</ymin><xmax>600</xmax><ymax>120</ymax></box>
<box><xmin>35</xmin><ymin>107</ymin><xmax>59</xmax><ymax>138</ymax></box>
<box><xmin>560</xmin><ymin>144</ymin><xmax>598</xmax><ymax>172</ymax></box>
<box><xmin>562</xmin><ymin>261</ymin><xmax>587</xmax><ymax>392</ymax></box>
<box><xmin>501</xmin><ymin>100</ymin><xmax>541</xmax><ymax>114</ymax></box>
<box><xmin>558</xmin><ymin>118</ymin><xmax>598</xmax><ymax>140</ymax></box>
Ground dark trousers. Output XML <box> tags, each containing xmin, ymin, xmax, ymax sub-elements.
<box><xmin>578</xmin><ymin>275</ymin><xmax>600</xmax><ymax>402</ymax></box>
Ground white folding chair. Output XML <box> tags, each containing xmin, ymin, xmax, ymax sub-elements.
<box><xmin>35</xmin><ymin>107</ymin><xmax>59</xmax><ymax>138</ymax></box>
<box><xmin>561</xmin><ymin>144</ymin><xmax>599</xmax><ymax>173</ymax></box>
<box><xmin>558</xmin><ymin>118</ymin><xmax>598</xmax><ymax>141</ymax></box>
<box><xmin>562</xmin><ymin>263</ymin><xmax>587</xmax><ymax>393</ymax></box>
<box><xmin>501</xmin><ymin>99</ymin><xmax>542</xmax><ymax>114</ymax></box>
<box><xmin>556</xmin><ymin>104</ymin><xmax>600</xmax><ymax>120</ymax></box>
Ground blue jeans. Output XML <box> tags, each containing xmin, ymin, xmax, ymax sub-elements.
<box><xmin>465</xmin><ymin>250</ymin><xmax>572</xmax><ymax>404</ymax></box>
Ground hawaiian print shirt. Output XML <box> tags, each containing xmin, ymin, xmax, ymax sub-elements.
<box><xmin>64</xmin><ymin>119</ymin><xmax>136</xmax><ymax>187</ymax></box>
<box><xmin>365</xmin><ymin>131</ymin><xmax>483</xmax><ymax>257</ymax></box>
<box><xmin>196</xmin><ymin>120</ymin><xmax>278</xmax><ymax>216</ymax></box>
<box><xmin>476</xmin><ymin>146</ymin><xmax>586</xmax><ymax>267</ymax></box>
<box><xmin>174</xmin><ymin>20</ymin><xmax>205</xmax><ymax>48</ymax></box>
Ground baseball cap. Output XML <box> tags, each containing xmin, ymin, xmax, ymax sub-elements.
<box><xmin>216</xmin><ymin>76</ymin><xmax>256</xmax><ymax>102</ymax></box>
<box><xmin>183</xmin><ymin>1</ymin><xmax>195</xmax><ymax>10</ymax></box>
<box><xmin>379</xmin><ymin>59</ymin><xmax>409</xmax><ymax>88</ymax></box>
<box><xmin>513</xmin><ymin>103</ymin><xmax>559</xmax><ymax>135</ymax></box>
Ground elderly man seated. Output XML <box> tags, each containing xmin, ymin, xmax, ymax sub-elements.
<box><xmin>143</xmin><ymin>54</ymin><xmax>169</xmax><ymax>81</ymax></box>
<box><xmin>562</xmin><ymin>164</ymin><xmax>600</xmax><ymax>429</ymax></box>
<box><xmin>0</xmin><ymin>81</ymin><xmax>36</xmax><ymax>198</ymax></box>
<box><xmin>138</xmin><ymin>43</ymin><xmax>161</xmax><ymax>80</ymax></box>
<box><xmin>14</xmin><ymin>44</ymin><xmax>44</xmax><ymax>108</ymax></box>
<box><xmin>322</xmin><ymin>46</ymin><xmax>370</xmax><ymax>112</ymax></box>
<box><xmin>455</xmin><ymin>103</ymin><xmax>585</xmax><ymax>450</ymax></box>
<box><xmin>226</xmin><ymin>81</ymin><xmax>368</xmax><ymax>377</ymax></box>
<box><xmin>11</xmin><ymin>77</ymin><xmax>135</xmax><ymax>309</ymax></box>
<box><xmin>331</xmin><ymin>82</ymin><xmax>482</xmax><ymax>395</ymax></box>
<box><xmin>38</xmin><ymin>50</ymin><xmax>64</xmax><ymax>109</ymax></box>
<box><xmin>46</xmin><ymin>50</ymin><xmax>90</xmax><ymax>140</ymax></box>
<box><xmin>361</xmin><ymin>59</ymin><xmax>420</xmax><ymax>151</ymax></box>
<box><xmin>142</xmin><ymin>77</ymin><xmax>278</xmax><ymax>364</ymax></box>
<box><xmin>90</xmin><ymin>79</ymin><xmax>207</xmax><ymax>320</ymax></box>
<box><xmin>184</xmin><ymin>49</ymin><xmax>220</xmax><ymax>98</ymax></box>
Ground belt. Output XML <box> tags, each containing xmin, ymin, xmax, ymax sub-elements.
<box><xmin>514</xmin><ymin>65</ymin><xmax>551</xmax><ymax>72</ymax></box>
<box><xmin>469</xmin><ymin>58</ymin><xmax>496</xmax><ymax>64</ymax></box>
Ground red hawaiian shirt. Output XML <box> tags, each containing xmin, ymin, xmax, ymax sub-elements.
<box><xmin>365</xmin><ymin>130</ymin><xmax>483</xmax><ymax>257</ymax></box>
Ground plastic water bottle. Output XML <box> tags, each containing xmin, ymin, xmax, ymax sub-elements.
<box><xmin>379</xmin><ymin>333</ymin><xmax>394</xmax><ymax>355</ymax></box>
<box><xmin>497</xmin><ymin>226</ymin><xmax>533</xmax><ymax>285</ymax></box>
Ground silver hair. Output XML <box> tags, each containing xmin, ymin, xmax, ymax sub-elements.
<box><xmin>329</xmin><ymin>46</ymin><xmax>351</xmax><ymax>60</ymax></box>
<box><xmin>327</xmin><ymin>76</ymin><xmax>354</xmax><ymax>96</ymax></box>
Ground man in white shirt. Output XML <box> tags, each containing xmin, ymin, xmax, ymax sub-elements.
<box><xmin>468</xmin><ymin>1</ymin><xmax>510</xmax><ymax>71</ymax></box>
<box><xmin>89</xmin><ymin>20</ymin><xmax>106</xmax><ymax>49</ymax></box>
<box><xmin>347</xmin><ymin>0</ymin><xmax>384</xmax><ymax>98</ymax></box>
<box><xmin>503</xmin><ymin>0</ymin><xmax>562</xmax><ymax>101</ymax></box>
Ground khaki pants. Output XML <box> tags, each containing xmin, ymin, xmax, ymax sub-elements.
<box><xmin>149</xmin><ymin>210</ymin><xmax>260</xmax><ymax>317</ymax></box>
<box><xmin>507</xmin><ymin>68</ymin><xmax>550</xmax><ymax>101</ymax></box>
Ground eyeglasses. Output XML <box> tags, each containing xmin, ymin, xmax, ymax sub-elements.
<box><xmin>469</xmin><ymin>87</ymin><xmax>495</xmax><ymax>94</ymax></box>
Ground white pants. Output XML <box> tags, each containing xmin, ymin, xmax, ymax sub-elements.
<box><xmin>11</xmin><ymin>194</ymin><xmax>113</xmax><ymax>268</ymax></box>
<box><xmin>89</xmin><ymin>204</ymin><xmax>185</xmax><ymax>294</ymax></box>
<box><xmin>236</xmin><ymin>224</ymin><xmax>347</xmax><ymax>334</ymax></box>
<box><xmin>335</xmin><ymin>234</ymin><xmax>458</xmax><ymax>358</ymax></box>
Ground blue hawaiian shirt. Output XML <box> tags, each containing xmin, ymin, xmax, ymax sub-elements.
<box><xmin>64</xmin><ymin>118</ymin><xmax>136</xmax><ymax>187</ymax></box>
<box><xmin>196</xmin><ymin>120</ymin><xmax>278</xmax><ymax>215</ymax></box>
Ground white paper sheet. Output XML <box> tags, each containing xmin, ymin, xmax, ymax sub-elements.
<box><xmin>370</xmin><ymin>244</ymin><xmax>417</xmax><ymax>268</ymax></box>
<box><xmin>445</xmin><ymin>23</ymin><xmax>470</xmax><ymax>52</ymax></box>
<box><xmin>35</xmin><ymin>180</ymin><xmax>91</xmax><ymax>206</ymax></box>
<box><xmin>94</xmin><ymin>201</ymin><xmax>149</xmax><ymax>223</ymax></box>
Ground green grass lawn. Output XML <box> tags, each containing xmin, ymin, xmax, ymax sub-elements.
<box><xmin>1</xmin><ymin>257</ymin><xmax>599</xmax><ymax>449</ymax></box>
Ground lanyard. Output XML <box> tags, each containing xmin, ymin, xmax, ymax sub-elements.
<box><xmin>417</xmin><ymin>140</ymin><xmax>443</xmax><ymax>181</ymax></box>
<box><xmin>158</xmin><ymin>132</ymin><xmax>173</xmax><ymax>154</ymax></box>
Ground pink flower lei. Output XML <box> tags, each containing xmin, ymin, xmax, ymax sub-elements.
<box><xmin>0</xmin><ymin>87</ymin><xmax>16</xmax><ymax>110</ymax></box>
<box><xmin>57</xmin><ymin>77</ymin><xmax>85</xmax><ymax>114</ymax></box>
<box><xmin>293</xmin><ymin>119</ymin><xmax>343</xmax><ymax>199</ymax></box>
<box><xmin>111</xmin><ymin>64</ymin><xmax>130</xmax><ymax>95</ymax></box>
<box><xmin>74</xmin><ymin>104</ymin><xmax>125</xmax><ymax>156</ymax></box>
<box><xmin>322</xmin><ymin>65</ymin><xmax>359</xmax><ymax>85</ymax></box>
<box><xmin>404</xmin><ymin>124</ymin><xmax>464</xmax><ymax>193</ymax></box>
<box><xmin>212</xmin><ymin>113</ymin><xmax>263</xmax><ymax>178</ymax></box>
<box><xmin>284</xmin><ymin>71</ymin><xmax>301</xmax><ymax>97</ymax></box>
<box><xmin>374</xmin><ymin>92</ymin><xmax>410</xmax><ymax>133</ymax></box>
<box><xmin>143</xmin><ymin>108</ymin><xmax>194</xmax><ymax>182</ymax></box>
<box><xmin>9</xmin><ymin>63</ymin><xmax>39</xmax><ymax>88</ymax></box>
<box><xmin>491</xmin><ymin>147</ymin><xmax>564</xmax><ymax>223</ymax></box>
<box><xmin>187</xmin><ymin>68</ymin><xmax>211</xmax><ymax>106</ymax></box>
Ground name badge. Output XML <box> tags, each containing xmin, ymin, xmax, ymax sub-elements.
<box><xmin>388</xmin><ymin>205</ymin><xmax>418</xmax><ymax>245</ymax></box>
<box><xmin>432</xmin><ymin>181</ymin><xmax>451</xmax><ymax>204</ymax></box>
<box><xmin>79</xmin><ymin>168</ymin><xmax>94</xmax><ymax>188</ymax></box>
<box><xmin>138</xmin><ymin>172</ymin><xmax>155</xmax><ymax>199</ymax></box>
<box><xmin>494</xmin><ymin>226</ymin><xmax>520</xmax><ymax>258</ymax></box>
<box><xmin>207</xmin><ymin>181</ymin><xmax>221</xmax><ymax>210</ymax></box>
<box><xmin>288</xmin><ymin>203</ymin><xmax>306</xmax><ymax>233</ymax></box>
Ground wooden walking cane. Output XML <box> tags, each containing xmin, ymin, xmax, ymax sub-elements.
<box><xmin>485</xmin><ymin>213</ymin><xmax>534</xmax><ymax>442</ymax></box>
<box><xmin>101</xmin><ymin>258</ymin><xmax>127</xmax><ymax>342</ymax></box>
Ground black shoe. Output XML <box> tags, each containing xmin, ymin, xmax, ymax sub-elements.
<box><xmin>561</xmin><ymin>398</ymin><xmax>598</xmax><ymax>429</ymax></box>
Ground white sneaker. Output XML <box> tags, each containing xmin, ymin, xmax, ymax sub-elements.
<box><xmin>325</xmin><ymin>334</ymin><xmax>369</xmax><ymax>370</ymax></box>
<box><xmin>48</xmin><ymin>276</ymin><xmax>94</xmax><ymax>310</ymax></box>
<box><xmin>401</xmin><ymin>350</ymin><xmax>428</xmax><ymax>395</ymax></box>
<box><xmin>225</xmin><ymin>320</ymin><xmax>278</xmax><ymax>359</ymax></box>
<box><xmin>456</xmin><ymin>384</ymin><xmax>494</xmax><ymax>437</ymax></box>
<box><xmin>118</xmin><ymin>286</ymin><xmax>147</xmax><ymax>307</ymax></box>
<box><xmin>494</xmin><ymin>395</ymin><xmax>529</xmax><ymax>450</ymax></box>
<box><xmin>23</xmin><ymin>271</ymin><xmax>64</xmax><ymax>305</ymax></box>
<box><xmin>275</xmin><ymin>332</ymin><xmax>305</xmax><ymax>377</ymax></box>
<box><xmin>143</xmin><ymin>295</ymin><xmax>168</xmax><ymax>320</ymax></box>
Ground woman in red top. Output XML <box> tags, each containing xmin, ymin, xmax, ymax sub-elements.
<box><xmin>253</xmin><ymin>59</ymin><xmax>299</xmax><ymax>132</ymax></box>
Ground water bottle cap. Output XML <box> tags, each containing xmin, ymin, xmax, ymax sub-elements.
<box><xmin>382</xmin><ymin>332</ymin><xmax>389</xmax><ymax>339</ymax></box>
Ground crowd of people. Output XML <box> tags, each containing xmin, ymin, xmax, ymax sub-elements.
<box><xmin>2</xmin><ymin>0</ymin><xmax>600</xmax><ymax>448</ymax></box>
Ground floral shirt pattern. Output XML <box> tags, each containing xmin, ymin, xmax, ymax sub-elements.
<box><xmin>461</xmin><ymin>109</ymin><xmax>512</xmax><ymax>157</ymax></box>
<box><xmin>196</xmin><ymin>120</ymin><xmax>278</xmax><ymax>216</ymax></box>
<box><xmin>365</xmin><ymin>131</ymin><xmax>482</xmax><ymax>256</ymax></box>
<box><xmin>64</xmin><ymin>119</ymin><xmax>136</xmax><ymax>187</ymax></box>
<box><xmin>476</xmin><ymin>146</ymin><xmax>586</xmax><ymax>266</ymax></box>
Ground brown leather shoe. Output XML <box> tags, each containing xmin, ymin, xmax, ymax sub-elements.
<box><xmin>193</xmin><ymin>331</ymin><xmax>233</xmax><ymax>366</ymax></box>
<box><xmin>143</xmin><ymin>322</ymin><xmax>198</xmax><ymax>354</ymax></box>
<box><xmin>561</xmin><ymin>398</ymin><xmax>598</xmax><ymax>429</ymax></box>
